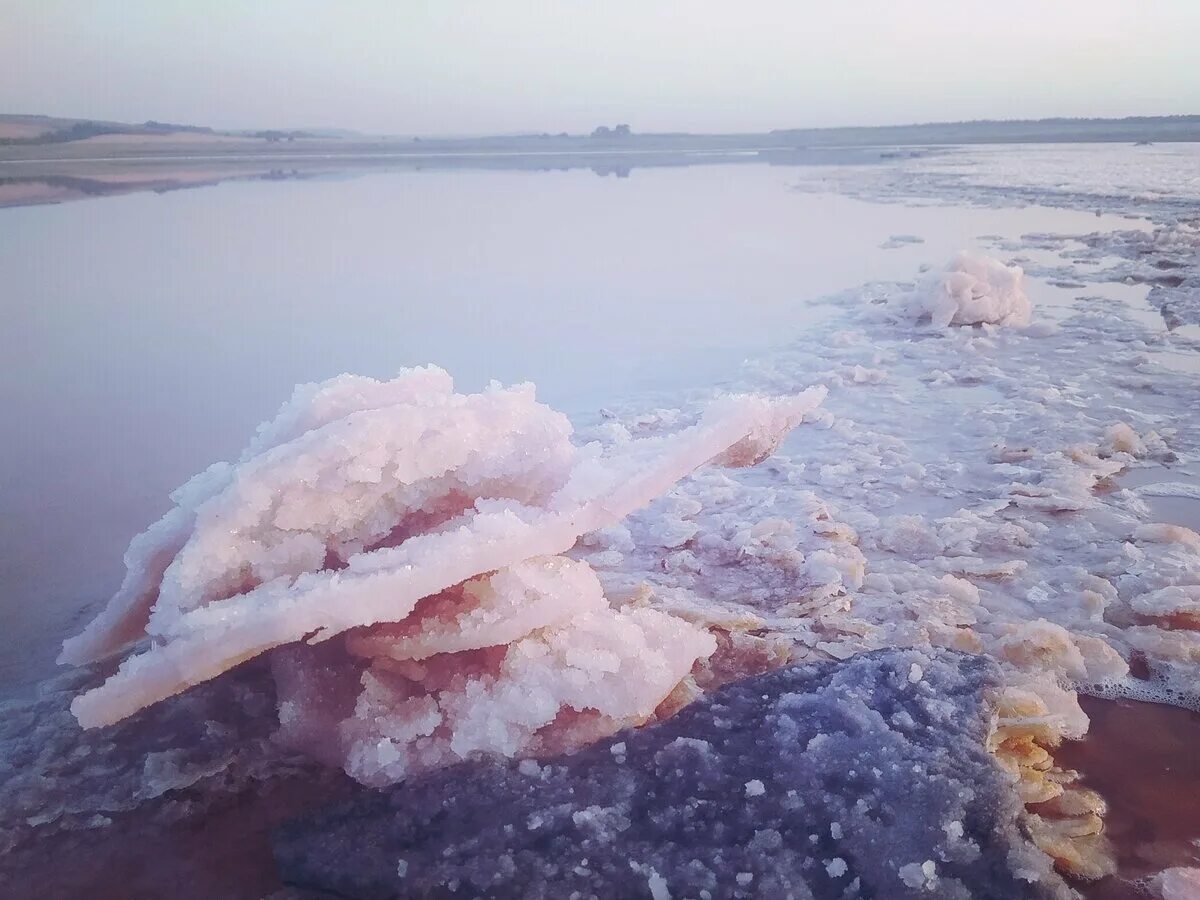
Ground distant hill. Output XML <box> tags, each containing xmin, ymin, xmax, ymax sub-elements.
<box><xmin>3</xmin><ymin>111</ymin><xmax>1199</xmax><ymax>155</ymax></box>
<box><xmin>0</xmin><ymin>114</ymin><xmax>210</xmax><ymax>144</ymax></box>
<box><xmin>0</xmin><ymin>114</ymin><xmax>322</xmax><ymax>145</ymax></box>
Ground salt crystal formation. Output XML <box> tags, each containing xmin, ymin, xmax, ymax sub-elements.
<box><xmin>62</xmin><ymin>366</ymin><xmax>826</xmax><ymax>785</ymax></box>
<box><xmin>1074</xmin><ymin>223</ymin><xmax>1200</xmax><ymax>329</ymax></box>
<box><xmin>273</xmin><ymin>649</ymin><xmax>1073</xmax><ymax>900</ymax></box>
<box><xmin>629</xmin><ymin>250</ymin><xmax>1199</xmax><ymax>878</ymax></box>
<box><xmin>892</xmin><ymin>252</ymin><xmax>1032</xmax><ymax>328</ymax></box>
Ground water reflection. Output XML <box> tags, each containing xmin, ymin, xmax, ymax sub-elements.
<box><xmin>0</xmin><ymin>145</ymin><xmax>915</xmax><ymax>211</ymax></box>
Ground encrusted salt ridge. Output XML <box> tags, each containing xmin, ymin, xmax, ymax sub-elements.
<box><xmin>576</xmin><ymin>251</ymin><xmax>1200</xmax><ymax>881</ymax></box>
<box><xmin>58</xmin><ymin>364</ymin><xmax>460</xmax><ymax>668</ymax></box>
<box><xmin>273</xmin><ymin>650</ymin><xmax>1075</xmax><ymax>900</ymax></box>
<box><xmin>63</xmin><ymin>367</ymin><xmax>826</xmax><ymax>785</ymax></box>
<box><xmin>795</xmin><ymin>144</ymin><xmax>1199</xmax><ymax>333</ymax></box>
<box><xmin>1005</xmin><ymin>222</ymin><xmax>1200</xmax><ymax>330</ymax></box>
<box><xmin>791</xmin><ymin>143</ymin><xmax>1200</xmax><ymax>222</ymax></box>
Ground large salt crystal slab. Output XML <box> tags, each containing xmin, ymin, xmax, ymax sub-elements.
<box><xmin>273</xmin><ymin>649</ymin><xmax>1072</xmax><ymax>900</ymax></box>
<box><xmin>63</xmin><ymin>368</ymin><xmax>825</xmax><ymax>750</ymax></box>
<box><xmin>1132</xmin><ymin>585</ymin><xmax>1200</xmax><ymax>619</ymax></box>
<box><xmin>894</xmin><ymin>253</ymin><xmax>1032</xmax><ymax>328</ymax></box>
<box><xmin>58</xmin><ymin>365</ymin><xmax>462</xmax><ymax>668</ymax></box>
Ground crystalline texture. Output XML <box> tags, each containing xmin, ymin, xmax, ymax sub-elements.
<box><xmin>62</xmin><ymin>368</ymin><xmax>825</xmax><ymax>788</ymax></box>
<box><xmin>273</xmin><ymin>649</ymin><xmax>1073</xmax><ymax>900</ymax></box>
<box><xmin>894</xmin><ymin>253</ymin><xmax>1032</xmax><ymax>328</ymax></box>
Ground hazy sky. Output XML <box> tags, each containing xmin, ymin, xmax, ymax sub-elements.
<box><xmin>3</xmin><ymin>1</ymin><xmax>1198</xmax><ymax>135</ymax></box>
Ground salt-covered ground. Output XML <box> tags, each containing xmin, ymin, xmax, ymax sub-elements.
<box><xmin>2</xmin><ymin>146</ymin><xmax>1199</xmax><ymax>898</ymax></box>
<box><xmin>276</xmin><ymin>650</ymin><xmax>1072</xmax><ymax>900</ymax></box>
<box><xmin>796</xmin><ymin>142</ymin><xmax>1200</xmax><ymax>218</ymax></box>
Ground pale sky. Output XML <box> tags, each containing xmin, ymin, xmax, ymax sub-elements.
<box><xmin>2</xmin><ymin>0</ymin><xmax>1197</xmax><ymax>136</ymax></box>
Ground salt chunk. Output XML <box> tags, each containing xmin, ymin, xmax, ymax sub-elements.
<box><xmin>67</xmin><ymin>379</ymin><xmax>825</xmax><ymax>741</ymax></box>
<box><xmin>1099</xmin><ymin>422</ymin><xmax>1147</xmax><ymax>457</ymax></box>
<box><xmin>893</xmin><ymin>253</ymin><xmax>1032</xmax><ymax>328</ymax></box>
<box><xmin>899</xmin><ymin>862</ymin><xmax>928</xmax><ymax>888</ymax></box>
<box><xmin>806</xmin><ymin>733</ymin><xmax>831</xmax><ymax>752</ymax></box>
<box><xmin>900</xmin><ymin>859</ymin><xmax>939</xmax><ymax>889</ymax></box>
<box><xmin>647</xmin><ymin>868</ymin><xmax>671</xmax><ymax>900</ymax></box>
<box><xmin>744</xmin><ymin>779</ymin><xmax>766</xmax><ymax>797</ymax></box>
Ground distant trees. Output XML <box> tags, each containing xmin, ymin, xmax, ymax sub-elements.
<box><xmin>0</xmin><ymin>118</ymin><xmax>217</xmax><ymax>146</ymax></box>
<box><xmin>0</xmin><ymin>120</ymin><xmax>122</xmax><ymax>145</ymax></box>
<box><xmin>58</xmin><ymin>122</ymin><xmax>122</xmax><ymax>141</ymax></box>
<box><xmin>142</xmin><ymin>120</ymin><xmax>213</xmax><ymax>134</ymax></box>
<box><xmin>254</xmin><ymin>130</ymin><xmax>311</xmax><ymax>142</ymax></box>
<box><xmin>590</xmin><ymin>124</ymin><xmax>632</xmax><ymax>138</ymax></box>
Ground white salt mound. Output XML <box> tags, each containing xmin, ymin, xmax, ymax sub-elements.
<box><xmin>895</xmin><ymin>252</ymin><xmax>1032</xmax><ymax>328</ymax></box>
<box><xmin>62</xmin><ymin>366</ymin><xmax>825</xmax><ymax>785</ymax></box>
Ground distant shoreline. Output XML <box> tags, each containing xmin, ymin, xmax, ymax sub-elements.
<box><xmin>2</xmin><ymin>112</ymin><xmax>1200</xmax><ymax>166</ymax></box>
<box><xmin>0</xmin><ymin>145</ymin><xmax>911</xmax><ymax>210</ymax></box>
<box><xmin>0</xmin><ymin>126</ymin><xmax>1196</xmax><ymax>211</ymax></box>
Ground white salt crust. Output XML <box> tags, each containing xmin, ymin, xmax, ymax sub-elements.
<box><xmin>65</xmin><ymin>369</ymin><xmax>825</xmax><ymax>783</ymax></box>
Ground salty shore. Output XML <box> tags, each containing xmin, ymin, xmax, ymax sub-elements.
<box><xmin>3</xmin><ymin>140</ymin><xmax>1199</xmax><ymax>898</ymax></box>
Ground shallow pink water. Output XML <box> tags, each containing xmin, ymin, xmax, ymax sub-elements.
<box><xmin>1063</xmin><ymin>695</ymin><xmax>1200</xmax><ymax>899</ymax></box>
